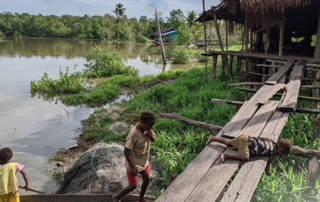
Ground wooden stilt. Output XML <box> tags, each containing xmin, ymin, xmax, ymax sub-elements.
<box><xmin>314</xmin><ymin>9</ymin><xmax>320</xmax><ymax>59</ymax></box>
<box><xmin>212</xmin><ymin>55</ymin><xmax>218</xmax><ymax>79</ymax></box>
<box><xmin>279</xmin><ymin>21</ymin><xmax>284</xmax><ymax>57</ymax></box>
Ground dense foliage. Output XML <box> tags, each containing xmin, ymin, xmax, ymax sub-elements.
<box><xmin>84</xmin><ymin>47</ymin><xmax>139</xmax><ymax>78</ymax></box>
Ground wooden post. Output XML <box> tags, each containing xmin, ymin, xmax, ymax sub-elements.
<box><xmin>212</xmin><ymin>55</ymin><xmax>218</xmax><ymax>79</ymax></box>
<box><xmin>229</xmin><ymin>55</ymin><xmax>234</xmax><ymax>78</ymax></box>
<box><xmin>244</xmin><ymin>14</ymin><xmax>249</xmax><ymax>52</ymax></box>
<box><xmin>307</xmin><ymin>156</ymin><xmax>320</xmax><ymax>187</ymax></box>
<box><xmin>265</xmin><ymin>29</ymin><xmax>269</xmax><ymax>55</ymax></box>
<box><xmin>226</xmin><ymin>21</ymin><xmax>228</xmax><ymax>51</ymax></box>
<box><xmin>213</xmin><ymin>9</ymin><xmax>225</xmax><ymax>52</ymax></box>
<box><xmin>221</xmin><ymin>55</ymin><xmax>226</xmax><ymax>77</ymax></box>
<box><xmin>279</xmin><ymin>22</ymin><xmax>284</xmax><ymax>57</ymax></box>
<box><xmin>155</xmin><ymin>9</ymin><xmax>166</xmax><ymax>64</ymax></box>
<box><xmin>202</xmin><ymin>0</ymin><xmax>208</xmax><ymax>77</ymax></box>
<box><xmin>314</xmin><ymin>10</ymin><xmax>320</xmax><ymax>59</ymax></box>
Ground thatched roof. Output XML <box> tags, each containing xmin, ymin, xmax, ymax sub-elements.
<box><xmin>197</xmin><ymin>0</ymin><xmax>319</xmax><ymax>34</ymax></box>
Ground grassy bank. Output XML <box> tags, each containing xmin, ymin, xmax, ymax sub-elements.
<box><xmin>82</xmin><ymin>66</ymin><xmax>320</xmax><ymax>201</ymax></box>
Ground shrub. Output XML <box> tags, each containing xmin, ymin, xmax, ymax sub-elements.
<box><xmin>84</xmin><ymin>47</ymin><xmax>139</xmax><ymax>78</ymax></box>
<box><xmin>30</xmin><ymin>67</ymin><xmax>85</xmax><ymax>95</ymax></box>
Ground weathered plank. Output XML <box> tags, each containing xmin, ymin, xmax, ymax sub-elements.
<box><xmin>20</xmin><ymin>194</ymin><xmax>154</xmax><ymax>202</ymax></box>
<box><xmin>220</xmin><ymin>111</ymin><xmax>289</xmax><ymax>202</ymax></box>
<box><xmin>265</xmin><ymin>59</ymin><xmax>294</xmax><ymax>85</ymax></box>
<box><xmin>223</xmin><ymin>84</ymin><xmax>285</xmax><ymax>139</ymax></box>
<box><xmin>156</xmin><ymin>101</ymin><xmax>256</xmax><ymax>202</ymax></box>
<box><xmin>279</xmin><ymin>60</ymin><xmax>306</xmax><ymax>111</ymax></box>
<box><xmin>237</xmin><ymin>87</ymin><xmax>320</xmax><ymax>102</ymax></box>
<box><xmin>185</xmin><ymin>101</ymin><xmax>279</xmax><ymax>202</ymax></box>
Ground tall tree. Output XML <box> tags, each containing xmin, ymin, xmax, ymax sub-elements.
<box><xmin>114</xmin><ymin>3</ymin><xmax>126</xmax><ymax>18</ymax></box>
<box><xmin>186</xmin><ymin>11</ymin><xmax>197</xmax><ymax>41</ymax></box>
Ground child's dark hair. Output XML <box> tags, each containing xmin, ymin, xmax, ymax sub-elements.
<box><xmin>140</xmin><ymin>110</ymin><xmax>156</xmax><ymax>122</ymax></box>
<box><xmin>277</xmin><ymin>139</ymin><xmax>293</xmax><ymax>154</ymax></box>
<box><xmin>0</xmin><ymin>147</ymin><xmax>13</xmax><ymax>163</ymax></box>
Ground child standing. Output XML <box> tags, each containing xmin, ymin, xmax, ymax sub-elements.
<box><xmin>0</xmin><ymin>147</ymin><xmax>29</xmax><ymax>202</ymax></box>
<box><xmin>206</xmin><ymin>134</ymin><xmax>293</xmax><ymax>175</ymax></box>
<box><xmin>113</xmin><ymin>110</ymin><xmax>156</xmax><ymax>202</ymax></box>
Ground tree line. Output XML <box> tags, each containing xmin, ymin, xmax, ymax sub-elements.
<box><xmin>0</xmin><ymin>4</ymin><xmax>200</xmax><ymax>41</ymax></box>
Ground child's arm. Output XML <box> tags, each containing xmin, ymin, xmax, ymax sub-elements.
<box><xmin>144</xmin><ymin>129</ymin><xmax>156</xmax><ymax>142</ymax></box>
<box><xmin>265</xmin><ymin>156</ymin><xmax>275</xmax><ymax>176</ymax></box>
<box><xmin>124</xmin><ymin>147</ymin><xmax>137</xmax><ymax>175</ymax></box>
<box><xmin>19</xmin><ymin>169</ymin><xmax>30</xmax><ymax>190</ymax></box>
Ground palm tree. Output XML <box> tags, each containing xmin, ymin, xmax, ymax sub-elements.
<box><xmin>114</xmin><ymin>3</ymin><xmax>126</xmax><ymax>18</ymax></box>
<box><xmin>186</xmin><ymin>11</ymin><xmax>197</xmax><ymax>41</ymax></box>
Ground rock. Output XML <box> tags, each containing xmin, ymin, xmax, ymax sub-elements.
<box><xmin>106</xmin><ymin>105</ymin><xmax>125</xmax><ymax>121</ymax></box>
<box><xmin>56</xmin><ymin>162</ymin><xmax>64</xmax><ymax>167</ymax></box>
<box><xmin>57</xmin><ymin>142</ymin><xmax>158</xmax><ymax>195</ymax></box>
<box><xmin>108</xmin><ymin>121</ymin><xmax>130</xmax><ymax>135</ymax></box>
<box><xmin>68</xmin><ymin>143</ymin><xmax>78</xmax><ymax>150</ymax></box>
<box><xmin>57</xmin><ymin>143</ymin><xmax>127</xmax><ymax>194</ymax></box>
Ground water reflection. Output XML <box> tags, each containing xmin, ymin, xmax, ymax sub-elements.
<box><xmin>0</xmin><ymin>37</ymin><xmax>190</xmax><ymax>194</ymax></box>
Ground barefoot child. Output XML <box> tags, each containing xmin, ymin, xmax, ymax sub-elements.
<box><xmin>0</xmin><ymin>147</ymin><xmax>30</xmax><ymax>202</ymax></box>
<box><xmin>206</xmin><ymin>134</ymin><xmax>292</xmax><ymax>175</ymax></box>
<box><xmin>113</xmin><ymin>110</ymin><xmax>156</xmax><ymax>202</ymax></box>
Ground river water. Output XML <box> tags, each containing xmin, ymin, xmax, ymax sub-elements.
<box><xmin>0</xmin><ymin>37</ymin><xmax>184</xmax><ymax>194</ymax></box>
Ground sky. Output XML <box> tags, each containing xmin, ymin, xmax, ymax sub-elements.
<box><xmin>0</xmin><ymin>0</ymin><xmax>220</xmax><ymax>19</ymax></box>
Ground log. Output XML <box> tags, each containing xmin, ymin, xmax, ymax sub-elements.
<box><xmin>228</xmin><ymin>82</ymin><xmax>264</xmax><ymax>87</ymax></box>
<box><xmin>291</xmin><ymin>146</ymin><xmax>320</xmax><ymax>159</ymax></box>
<box><xmin>160</xmin><ymin>113</ymin><xmax>222</xmax><ymax>132</ymax></box>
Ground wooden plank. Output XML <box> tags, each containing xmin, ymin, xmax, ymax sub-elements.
<box><xmin>228</xmin><ymin>82</ymin><xmax>264</xmax><ymax>87</ymax></box>
<box><xmin>185</xmin><ymin>101</ymin><xmax>279</xmax><ymax>202</ymax></box>
<box><xmin>20</xmin><ymin>194</ymin><xmax>155</xmax><ymax>202</ymax></box>
<box><xmin>279</xmin><ymin>60</ymin><xmax>305</xmax><ymax>111</ymax></box>
<box><xmin>256</xmin><ymin>64</ymin><xmax>283</xmax><ymax>68</ymax></box>
<box><xmin>224</xmin><ymin>84</ymin><xmax>285</xmax><ymax>138</ymax></box>
<box><xmin>156</xmin><ymin>101</ymin><xmax>256</xmax><ymax>202</ymax></box>
<box><xmin>237</xmin><ymin>87</ymin><xmax>320</xmax><ymax>102</ymax></box>
<box><xmin>220</xmin><ymin>111</ymin><xmax>289</xmax><ymax>202</ymax></box>
<box><xmin>265</xmin><ymin>60</ymin><xmax>294</xmax><ymax>85</ymax></box>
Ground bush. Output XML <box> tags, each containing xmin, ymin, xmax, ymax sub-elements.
<box><xmin>135</xmin><ymin>34</ymin><xmax>150</xmax><ymax>43</ymax></box>
<box><xmin>171</xmin><ymin>47</ymin><xmax>189</xmax><ymax>64</ymax></box>
<box><xmin>84</xmin><ymin>47</ymin><xmax>139</xmax><ymax>78</ymax></box>
<box><xmin>30</xmin><ymin>67</ymin><xmax>85</xmax><ymax>95</ymax></box>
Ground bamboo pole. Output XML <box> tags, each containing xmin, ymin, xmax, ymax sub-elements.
<box><xmin>155</xmin><ymin>9</ymin><xmax>166</xmax><ymax>64</ymax></box>
<box><xmin>244</xmin><ymin>14</ymin><xmax>249</xmax><ymax>52</ymax></box>
<box><xmin>226</xmin><ymin>21</ymin><xmax>228</xmax><ymax>51</ymax></box>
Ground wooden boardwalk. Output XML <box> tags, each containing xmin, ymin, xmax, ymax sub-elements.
<box><xmin>156</xmin><ymin>60</ymin><xmax>306</xmax><ymax>202</ymax></box>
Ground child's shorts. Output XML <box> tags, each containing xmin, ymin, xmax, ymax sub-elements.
<box><xmin>227</xmin><ymin>134</ymin><xmax>250</xmax><ymax>158</ymax></box>
<box><xmin>0</xmin><ymin>191</ymin><xmax>20</xmax><ymax>202</ymax></box>
<box><xmin>127</xmin><ymin>163</ymin><xmax>150</xmax><ymax>186</ymax></box>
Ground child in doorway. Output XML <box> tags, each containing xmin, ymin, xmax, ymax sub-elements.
<box><xmin>206</xmin><ymin>134</ymin><xmax>293</xmax><ymax>175</ymax></box>
<box><xmin>113</xmin><ymin>110</ymin><xmax>156</xmax><ymax>202</ymax></box>
<box><xmin>0</xmin><ymin>147</ymin><xmax>30</xmax><ymax>202</ymax></box>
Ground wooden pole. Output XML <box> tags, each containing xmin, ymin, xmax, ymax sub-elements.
<box><xmin>155</xmin><ymin>9</ymin><xmax>166</xmax><ymax>64</ymax></box>
<box><xmin>279</xmin><ymin>22</ymin><xmax>284</xmax><ymax>57</ymax></box>
<box><xmin>314</xmin><ymin>10</ymin><xmax>320</xmax><ymax>59</ymax></box>
<box><xmin>202</xmin><ymin>0</ymin><xmax>208</xmax><ymax>77</ymax></box>
<box><xmin>213</xmin><ymin>9</ymin><xmax>224</xmax><ymax>52</ymax></box>
<box><xmin>244</xmin><ymin>14</ymin><xmax>249</xmax><ymax>52</ymax></box>
<box><xmin>226</xmin><ymin>21</ymin><xmax>228</xmax><ymax>51</ymax></box>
